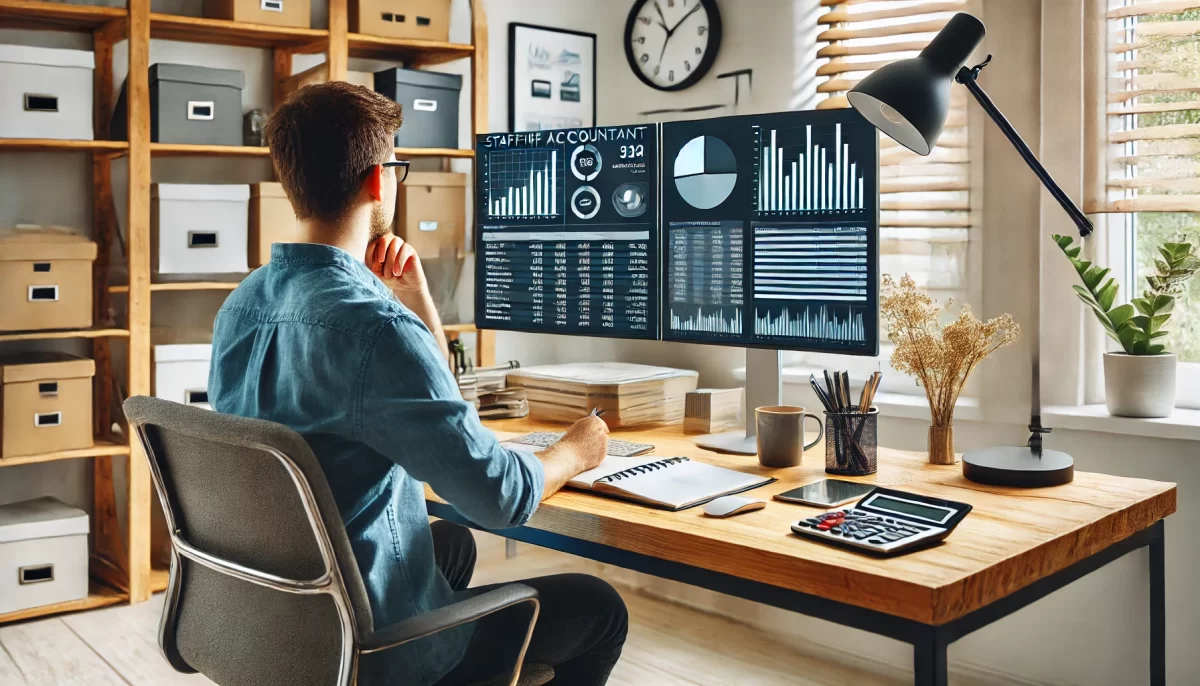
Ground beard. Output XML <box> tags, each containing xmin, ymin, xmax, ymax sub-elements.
<box><xmin>369</xmin><ymin>200</ymin><xmax>395</xmax><ymax>240</ymax></box>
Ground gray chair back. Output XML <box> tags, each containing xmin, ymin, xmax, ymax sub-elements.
<box><xmin>124</xmin><ymin>396</ymin><xmax>375</xmax><ymax>686</ymax></box>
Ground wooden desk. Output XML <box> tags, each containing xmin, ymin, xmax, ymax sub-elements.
<box><xmin>425</xmin><ymin>419</ymin><xmax>1175</xmax><ymax>686</ymax></box>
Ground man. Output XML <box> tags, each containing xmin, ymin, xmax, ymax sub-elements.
<box><xmin>209</xmin><ymin>82</ymin><xmax>627</xmax><ymax>685</ymax></box>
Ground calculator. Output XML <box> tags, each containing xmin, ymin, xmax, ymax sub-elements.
<box><xmin>790</xmin><ymin>487</ymin><xmax>972</xmax><ymax>556</ymax></box>
<box><xmin>510</xmin><ymin>432</ymin><xmax>655</xmax><ymax>458</ymax></box>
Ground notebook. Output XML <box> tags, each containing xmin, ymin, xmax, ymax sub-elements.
<box><xmin>502</xmin><ymin>443</ymin><xmax>774</xmax><ymax>511</ymax></box>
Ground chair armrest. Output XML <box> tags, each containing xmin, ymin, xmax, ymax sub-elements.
<box><xmin>360</xmin><ymin>583</ymin><xmax>540</xmax><ymax>655</ymax></box>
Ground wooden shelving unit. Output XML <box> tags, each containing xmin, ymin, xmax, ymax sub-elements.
<box><xmin>1</xmin><ymin>0</ymin><xmax>494</xmax><ymax>623</ymax></box>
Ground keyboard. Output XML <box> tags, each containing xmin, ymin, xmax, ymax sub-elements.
<box><xmin>510</xmin><ymin>431</ymin><xmax>655</xmax><ymax>458</ymax></box>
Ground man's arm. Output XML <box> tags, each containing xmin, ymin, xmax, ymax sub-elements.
<box><xmin>535</xmin><ymin>416</ymin><xmax>609</xmax><ymax>499</ymax></box>
<box><xmin>394</xmin><ymin>287</ymin><xmax>450</xmax><ymax>362</ymax></box>
<box><xmin>367</xmin><ymin>234</ymin><xmax>449</xmax><ymax>361</ymax></box>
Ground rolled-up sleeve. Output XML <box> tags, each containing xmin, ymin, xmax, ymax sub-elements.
<box><xmin>358</xmin><ymin>315</ymin><xmax>543</xmax><ymax>529</ymax></box>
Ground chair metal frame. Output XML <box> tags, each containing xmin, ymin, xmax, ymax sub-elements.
<box><xmin>133</xmin><ymin>418</ymin><xmax>541</xmax><ymax>686</ymax></box>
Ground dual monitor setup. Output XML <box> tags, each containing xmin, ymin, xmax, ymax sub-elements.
<box><xmin>473</xmin><ymin>109</ymin><xmax>881</xmax><ymax>358</ymax></box>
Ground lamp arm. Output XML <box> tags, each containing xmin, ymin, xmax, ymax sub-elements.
<box><xmin>956</xmin><ymin>58</ymin><xmax>1093</xmax><ymax>238</ymax></box>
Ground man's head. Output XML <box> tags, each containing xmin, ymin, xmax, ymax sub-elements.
<box><xmin>265</xmin><ymin>82</ymin><xmax>403</xmax><ymax>240</ymax></box>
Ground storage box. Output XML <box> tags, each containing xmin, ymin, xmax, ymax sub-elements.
<box><xmin>351</xmin><ymin>0</ymin><xmax>450</xmax><ymax>41</ymax></box>
<box><xmin>205</xmin><ymin>0</ymin><xmax>310</xmax><ymax>29</ymax></box>
<box><xmin>397</xmin><ymin>172</ymin><xmax>466</xmax><ymax>259</ymax></box>
<box><xmin>0</xmin><ymin>497</ymin><xmax>89</xmax><ymax>615</ymax></box>
<box><xmin>0</xmin><ymin>45</ymin><xmax>94</xmax><ymax>141</ymax></box>
<box><xmin>374</xmin><ymin>68</ymin><xmax>461</xmax><ymax>149</ymax></box>
<box><xmin>113</xmin><ymin>64</ymin><xmax>245</xmax><ymax>145</ymax></box>
<box><xmin>0</xmin><ymin>353</ymin><xmax>94</xmax><ymax>459</ymax></box>
<box><xmin>281</xmin><ymin>63</ymin><xmax>375</xmax><ymax>102</ymax></box>
<box><xmin>154</xmin><ymin>344</ymin><xmax>213</xmax><ymax>410</ymax></box>
<box><xmin>152</xmin><ymin>184</ymin><xmax>250</xmax><ymax>275</ymax></box>
<box><xmin>0</xmin><ymin>227</ymin><xmax>96</xmax><ymax>333</ymax></box>
<box><xmin>249</xmin><ymin>182</ymin><xmax>299</xmax><ymax>267</ymax></box>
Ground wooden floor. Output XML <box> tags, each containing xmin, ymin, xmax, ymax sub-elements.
<box><xmin>0</xmin><ymin>542</ymin><xmax>910</xmax><ymax>686</ymax></box>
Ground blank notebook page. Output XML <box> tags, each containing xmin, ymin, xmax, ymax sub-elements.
<box><xmin>596</xmin><ymin>460</ymin><xmax>769</xmax><ymax>509</ymax></box>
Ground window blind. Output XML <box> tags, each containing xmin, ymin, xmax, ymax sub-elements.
<box><xmin>815</xmin><ymin>0</ymin><xmax>976</xmax><ymax>304</ymax></box>
<box><xmin>1087</xmin><ymin>0</ymin><xmax>1200</xmax><ymax>213</ymax></box>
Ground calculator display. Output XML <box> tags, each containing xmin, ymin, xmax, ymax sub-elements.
<box><xmin>866</xmin><ymin>494</ymin><xmax>953</xmax><ymax>524</ymax></box>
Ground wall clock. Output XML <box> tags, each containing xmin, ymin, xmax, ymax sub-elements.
<box><xmin>624</xmin><ymin>0</ymin><xmax>722</xmax><ymax>92</ymax></box>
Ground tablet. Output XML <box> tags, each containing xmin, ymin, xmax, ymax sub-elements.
<box><xmin>773</xmin><ymin>479</ymin><xmax>876</xmax><ymax>508</ymax></box>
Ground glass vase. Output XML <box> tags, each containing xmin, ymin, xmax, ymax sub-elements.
<box><xmin>928</xmin><ymin>424</ymin><xmax>956</xmax><ymax>465</ymax></box>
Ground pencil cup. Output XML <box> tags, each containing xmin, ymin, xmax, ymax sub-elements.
<box><xmin>824</xmin><ymin>407</ymin><xmax>878</xmax><ymax>476</ymax></box>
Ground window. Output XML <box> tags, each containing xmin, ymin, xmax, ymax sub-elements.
<box><xmin>796</xmin><ymin>0</ymin><xmax>980</xmax><ymax>395</ymax></box>
<box><xmin>1091</xmin><ymin>1</ymin><xmax>1200</xmax><ymax>408</ymax></box>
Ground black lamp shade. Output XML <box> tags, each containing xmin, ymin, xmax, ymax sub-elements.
<box><xmin>847</xmin><ymin>13</ymin><xmax>986</xmax><ymax>156</ymax></box>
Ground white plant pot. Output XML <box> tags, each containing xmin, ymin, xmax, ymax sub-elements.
<box><xmin>1103</xmin><ymin>352</ymin><xmax>1176</xmax><ymax>418</ymax></box>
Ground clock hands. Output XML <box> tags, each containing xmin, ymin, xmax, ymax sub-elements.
<box><xmin>653</xmin><ymin>2</ymin><xmax>669</xmax><ymax>33</ymax></box>
<box><xmin>667</xmin><ymin>2</ymin><xmax>702</xmax><ymax>35</ymax></box>
<box><xmin>648</xmin><ymin>0</ymin><xmax>704</xmax><ymax>74</ymax></box>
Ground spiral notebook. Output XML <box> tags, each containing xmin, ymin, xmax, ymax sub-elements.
<box><xmin>502</xmin><ymin>443</ymin><xmax>774</xmax><ymax>511</ymax></box>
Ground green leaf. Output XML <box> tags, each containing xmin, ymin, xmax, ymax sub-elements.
<box><xmin>1148</xmin><ymin>344</ymin><xmax>1167</xmax><ymax>355</ymax></box>
<box><xmin>1153</xmin><ymin>294</ymin><xmax>1175</xmax><ymax>314</ymax></box>
<box><xmin>1052</xmin><ymin>234</ymin><xmax>1071</xmax><ymax>249</ymax></box>
<box><xmin>1082</xmin><ymin>265</ymin><xmax>1110</xmax><ymax>290</ymax></box>
<box><xmin>1117</xmin><ymin>326</ymin><xmax>1140</xmax><ymax>354</ymax></box>
<box><xmin>1133</xmin><ymin>297</ymin><xmax>1155</xmax><ymax>316</ymax></box>
<box><xmin>1131</xmin><ymin>315</ymin><xmax>1153</xmax><ymax>333</ymax></box>
<box><xmin>1150</xmin><ymin>313</ymin><xmax>1172</xmax><ymax>333</ymax></box>
<box><xmin>1097</xmin><ymin>280</ymin><xmax>1119</xmax><ymax>311</ymax></box>
<box><xmin>1133</xmin><ymin>339</ymin><xmax>1150</xmax><ymax>355</ymax></box>
<box><xmin>1108</xmin><ymin>304</ymin><xmax>1135</xmax><ymax>330</ymax></box>
<box><xmin>1150</xmin><ymin>330</ymin><xmax>1170</xmax><ymax>339</ymax></box>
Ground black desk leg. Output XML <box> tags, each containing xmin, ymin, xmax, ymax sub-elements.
<box><xmin>1150</xmin><ymin>519</ymin><xmax>1165</xmax><ymax>686</ymax></box>
<box><xmin>913</xmin><ymin>628</ymin><xmax>948</xmax><ymax>686</ymax></box>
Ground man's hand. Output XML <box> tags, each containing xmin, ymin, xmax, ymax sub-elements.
<box><xmin>535</xmin><ymin>416</ymin><xmax>609</xmax><ymax>499</ymax></box>
<box><xmin>367</xmin><ymin>234</ymin><xmax>427</xmax><ymax>296</ymax></box>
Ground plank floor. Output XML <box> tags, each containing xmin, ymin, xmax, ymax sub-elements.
<box><xmin>0</xmin><ymin>541</ymin><xmax>914</xmax><ymax>686</ymax></box>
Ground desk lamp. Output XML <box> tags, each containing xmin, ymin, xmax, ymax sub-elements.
<box><xmin>847</xmin><ymin>12</ymin><xmax>1088</xmax><ymax>487</ymax></box>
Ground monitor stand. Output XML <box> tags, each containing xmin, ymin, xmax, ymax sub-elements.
<box><xmin>694</xmin><ymin>348</ymin><xmax>782</xmax><ymax>455</ymax></box>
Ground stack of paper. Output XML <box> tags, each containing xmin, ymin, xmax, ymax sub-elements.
<box><xmin>506</xmin><ymin>363</ymin><xmax>699</xmax><ymax>428</ymax></box>
<box><xmin>478</xmin><ymin>387</ymin><xmax>529</xmax><ymax>419</ymax></box>
<box><xmin>683</xmin><ymin>388</ymin><xmax>744</xmax><ymax>434</ymax></box>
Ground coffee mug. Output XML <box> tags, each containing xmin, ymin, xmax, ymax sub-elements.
<box><xmin>755</xmin><ymin>405</ymin><xmax>825</xmax><ymax>468</ymax></box>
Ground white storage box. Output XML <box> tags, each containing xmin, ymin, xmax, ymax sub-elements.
<box><xmin>0</xmin><ymin>45</ymin><xmax>95</xmax><ymax>140</ymax></box>
<box><xmin>154</xmin><ymin>344</ymin><xmax>213</xmax><ymax>409</ymax></box>
<box><xmin>152</xmin><ymin>184</ymin><xmax>250</xmax><ymax>275</ymax></box>
<box><xmin>0</xmin><ymin>497</ymin><xmax>89</xmax><ymax>615</ymax></box>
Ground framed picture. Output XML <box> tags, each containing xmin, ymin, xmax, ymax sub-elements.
<box><xmin>508</xmin><ymin>23</ymin><xmax>597</xmax><ymax>132</ymax></box>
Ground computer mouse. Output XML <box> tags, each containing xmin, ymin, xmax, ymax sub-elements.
<box><xmin>703</xmin><ymin>495</ymin><xmax>767</xmax><ymax>518</ymax></box>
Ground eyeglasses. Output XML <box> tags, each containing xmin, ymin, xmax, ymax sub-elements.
<box><xmin>383</xmin><ymin>160</ymin><xmax>411</xmax><ymax>184</ymax></box>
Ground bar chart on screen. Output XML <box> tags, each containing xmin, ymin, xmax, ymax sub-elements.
<box><xmin>486</xmin><ymin>147</ymin><xmax>563</xmax><ymax>219</ymax></box>
<box><xmin>754</xmin><ymin>123</ymin><xmax>867</xmax><ymax>215</ymax></box>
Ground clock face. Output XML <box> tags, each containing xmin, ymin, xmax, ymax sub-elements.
<box><xmin>625</xmin><ymin>0</ymin><xmax>722</xmax><ymax>92</ymax></box>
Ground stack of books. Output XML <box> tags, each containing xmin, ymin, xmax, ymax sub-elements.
<box><xmin>477</xmin><ymin>387</ymin><xmax>529</xmax><ymax>419</ymax></box>
<box><xmin>506</xmin><ymin>363</ymin><xmax>699</xmax><ymax>428</ymax></box>
<box><xmin>683</xmin><ymin>388</ymin><xmax>744</xmax><ymax>434</ymax></box>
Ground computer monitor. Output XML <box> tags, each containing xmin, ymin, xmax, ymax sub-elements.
<box><xmin>474</xmin><ymin>125</ymin><xmax>660</xmax><ymax>339</ymax></box>
<box><xmin>660</xmin><ymin>109</ymin><xmax>879</xmax><ymax>356</ymax></box>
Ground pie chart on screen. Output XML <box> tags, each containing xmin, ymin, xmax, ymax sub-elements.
<box><xmin>673</xmin><ymin>135</ymin><xmax>737</xmax><ymax>210</ymax></box>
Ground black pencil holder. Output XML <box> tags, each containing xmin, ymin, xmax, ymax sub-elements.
<box><xmin>824</xmin><ymin>407</ymin><xmax>878</xmax><ymax>476</ymax></box>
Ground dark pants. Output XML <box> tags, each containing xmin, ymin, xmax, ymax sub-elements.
<box><xmin>431</xmin><ymin>521</ymin><xmax>628</xmax><ymax>686</ymax></box>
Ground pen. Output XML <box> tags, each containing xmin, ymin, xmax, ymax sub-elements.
<box><xmin>590</xmin><ymin>407</ymin><xmax>605</xmax><ymax>418</ymax></box>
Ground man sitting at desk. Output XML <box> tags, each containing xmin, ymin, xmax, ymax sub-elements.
<box><xmin>208</xmin><ymin>82</ymin><xmax>628</xmax><ymax>686</ymax></box>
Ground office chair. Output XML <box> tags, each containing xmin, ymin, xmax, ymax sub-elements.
<box><xmin>124</xmin><ymin>396</ymin><xmax>554</xmax><ymax>686</ymax></box>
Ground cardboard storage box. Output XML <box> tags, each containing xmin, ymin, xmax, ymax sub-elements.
<box><xmin>205</xmin><ymin>0</ymin><xmax>310</xmax><ymax>29</ymax></box>
<box><xmin>374</xmin><ymin>67</ymin><xmax>461</xmax><ymax>149</ymax></box>
<box><xmin>0</xmin><ymin>227</ymin><xmax>96</xmax><ymax>333</ymax></box>
<box><xmin>0</xmin><ymin>497</ymin><xmax>89</xmax><ymax>615</ymax></box>
<box><xmin>0</xmin><ymin>353</ymin><xmax>94</xmax><ymax>459</ymax></box>
<box><xmin>153</xmin><ymin>184</ymin><xmax>250</xmax><ymax>275</ymax></box>
<box><xmin>397</xmin><ymin>172</ymin><xmax>466</xmax><ymax>259</ymax></box>
<box><xmin>114</xmin><ymin>64</ymin><xmax>245</xmax><ymax>145</ymax></box>
<box><xmin>0</xmin><ymin>45</ymin><xmax>94</xmax><ymax>141</ymax></box>
<box><xmin>249</xmin><ymin>182</ymin><xmax>300</xmax><ymax>267</ymax></box>
<box><xmin>281</xmin><ymin>63</ymin><xmax>375</xmax><ymax>101</ymax></box>
<box><xmin>154</xmin><ymin>344</ymin><xmax>213</xmax><ymax>409</ymax></box>
<box><xmin>351</xmin><ymin>0</ymin><xmax>450</xmax><ymax>41</ymax></box>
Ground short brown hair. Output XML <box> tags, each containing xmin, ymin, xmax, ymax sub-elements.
<box><xmin>265</xmin><ymin>82</ymin><xmax>403</xmax><ymax>222</ymax></box>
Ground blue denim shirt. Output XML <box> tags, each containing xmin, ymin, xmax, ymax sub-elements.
<box><xmin>209</xmin><ymin>243</ymin><xmax>545</xmax><ymax>685</ymax></box>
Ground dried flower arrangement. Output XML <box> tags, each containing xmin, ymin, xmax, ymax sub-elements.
<box><xmin>881</xmin><ymin>274</ymin><xmax>1021</xmax><ymax>464</ymax></box>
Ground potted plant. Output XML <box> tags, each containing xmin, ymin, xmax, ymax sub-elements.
<box><xmin>1054</xmin><ymin>235</ymin><xmax>1200</xmax><ymax>418</ymax></box>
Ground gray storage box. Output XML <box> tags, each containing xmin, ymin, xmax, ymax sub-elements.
<box><xmin>0</xmin><ymin>497</ymin><xmax>89</xmax><ymax>615</ymax></box>
<box><xmin>0</xmin><ymin>45</ymin><xmax>95</xmax><ymax>140</ymax></box>
<box><xmin>113</xmin><ymin>63</ymin><xmax>245</xmax><ymax>145</ymax></box>
<box><xmin>374</xmin><ymin>68</ymin><xmax>461</xmax><ymax>149</ymax></box>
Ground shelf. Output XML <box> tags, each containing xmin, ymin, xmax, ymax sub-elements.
<box><xmin>348</xmin><ymin>33</ymin><xmax>474</xmax><ymax>64</ymax></box>
<box><xmin>150</xmin><ymin>142</ymin><xmax>269</xmax><ymax>156</ymax></box>
<box><xmin>0</xmin><ymin>327</ymin><xmax>130</xmax><ymax>343</ymax></box>
<box><xmin>0</xmin><ymin>138</ymin><xmax>128</xmax><ymax>153</ymax></box>
<box><xmin>0</xmin><ymin>582</ymin><xmax>126</xmax><ymax>626</ymax></box>
<box><xmin>0</xmin><ymin>439</ymin><xmax>131</xmax><ymax>468</ymax></box>
<box><xmin>0</xmin><ymin>0</ymin><xmax>125</xmax><ymax>32</ymax></box>
<box><xmin>150</xmin><ymin>13</ymin><xmax>328</xmax><ymax>51</ymax></box>
<box><xmin>397</xmin><ymin>147</ymin><xmax>474</xmax><ymax>159</ymax></box>
<box><xmin>444</xmin><ymin>323</ymin><xmax>478</xmax><ymax>334</ymax></box>
<box><xmin>150</xmin><ymin>567</ymin><xmax>170</xmax><ymax>593</ymax></box>
<box><xmin>109</xmin><ymin>281</ymin><xmax>242</xmax><ymax>293</ymax></box>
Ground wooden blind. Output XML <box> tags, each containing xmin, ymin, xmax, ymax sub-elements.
<box><xmin>815</xmin><ymin>0</ymin><xmax>975</xmax><ymax>300</ymax></box>
<box><xmin>1088</xmin><ymin>0</ymin><xmax>1200</xmax><ymax>212</ymax></box>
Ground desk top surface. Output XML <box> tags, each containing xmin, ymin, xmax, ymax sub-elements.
<box><xmin>427</xmin><ymin>418</ymin><xmax>1175</xmax><ymax>625</ymax></box>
